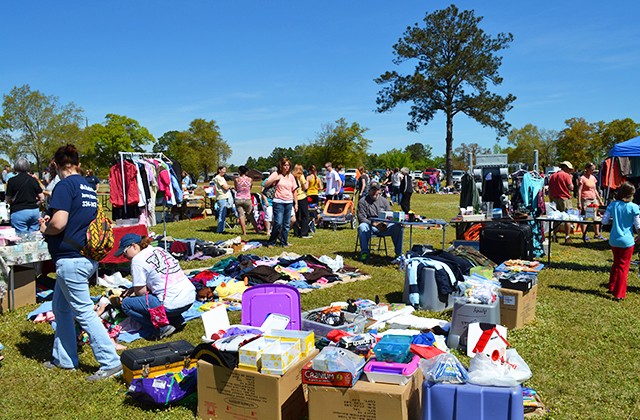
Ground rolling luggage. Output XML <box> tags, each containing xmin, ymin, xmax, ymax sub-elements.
<box><xmin>479</xmin><ymin>222</ymin><xmax>533</xmax><ymax>264</ymax></box>
<box><xmin>121</xmin><ymin>340</ymin><xmax>196</xmax><ymax>385</ymax></box>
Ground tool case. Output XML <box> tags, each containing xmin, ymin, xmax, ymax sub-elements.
<box><xmin>120</xmin><ymin>340</ymin><xmax>196</xmax><ymax>385</ymax></box>
<box><xmin>479</xmin><ymin>222</ymin><xmax>533</xmax><ymax>264</ymax></box>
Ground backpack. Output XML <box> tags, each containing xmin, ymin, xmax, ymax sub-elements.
<box><xmin>65</xmin><ymin>204</ymin><xmax>114</xmax><ymax>261</ymax></box>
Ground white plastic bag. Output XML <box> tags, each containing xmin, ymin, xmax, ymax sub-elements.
<box><xmin>420</xmin><ymin>352</ymin><xmax>468</xmax><ymax>384</ymax></box>
<box><xmin>467</xmin><ymin>348</ymin><xmax>532</xmax><ymax>387</ymax></box>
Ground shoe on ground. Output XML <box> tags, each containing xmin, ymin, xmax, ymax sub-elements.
<box><xmin>595</xmin><ymin>235</ymin><xmax>606</xmax><ymax>240</ymax></box>
<box><xmin>302</xmin><ymin>235</ymin><xmax>313</xmax><ymax>239</ymax></box>
<box><xmin>86</xmin><ymin>365</ymin><xmax>123</xmax><ymax>382</ymax></box>
<box><xmin>565</xmin><ymin>237</ymin><xmax>573</xmax><ymax>244</ymax></box>
<box><xmin>359</xmin><ymin>252</ymin><xmax>369</xmax><ymax>262</ymax></box>
<box><xmin>391</xmin><ymin>256</ymin><xmax>402</xmax><ymax>264</ymax></box>
<box><xmin>156</xmin><ymin>324</ymin><xmax>176</xmax><ymax>340</ymax></box>
<box><xmin>43</xmin><ymin>360</ymin><xmax>76</xmax><ymax>371</ymax></box>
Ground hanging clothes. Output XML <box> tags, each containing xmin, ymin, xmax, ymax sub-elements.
<box><xmin>459</xmin><ymin>173</ymin><xmax>480</xmax><ymax>211</ymax></box>
<box><xmin>600</xmin><ymin>157</ymin><xmax>625</xmax><ymax>190</ymax></box>
<box><xmin>109</xmin><ymin>160</ymin><xmax>140</xmax><ymax>207</ymax></box>
<box><xmin>520</xmin><ymin>172</ymin><xmax>546</xmax><ymax>258</ymax></box>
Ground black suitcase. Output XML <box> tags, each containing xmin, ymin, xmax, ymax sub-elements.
<box><xmin>480</xmin><ymin>222</ymin><xmax>533</xmax><ymax>264</ymax></box>
<box><xmin>120</xmin><ymin>340</ymin><xmax>196</xmax><ymax>385</ymax></box>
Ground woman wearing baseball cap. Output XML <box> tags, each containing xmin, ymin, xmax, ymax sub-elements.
<box><xmin>116</xmin><ymin>233</ymin><xmax>196</xmax><ymax>340</ymax></box>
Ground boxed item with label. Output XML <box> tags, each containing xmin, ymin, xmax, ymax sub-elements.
<box><xmin>499</xmin><ymin>284</ymin><xmax>537</xmax><ymax>330</ymax></box>
<box><xmin>238</xmin><ymin>337</ymin><xmax>279</xmax><ymax>371</ymax></box>
<box><xmin>0</xmin><ymin>265</ymin><xmax>36</xmax><ymax>313</ymax></box>
<box><xmin>264</xmin><ymin>330</ymin><xmax>315</xmax><ymax>357</ymax></box>
<box><xmin>261</xmin><ymin>340</ymin><xmax>302</xmax><ymax>375</ymax></box>
<box><xmin>198</xmin><ymin>350</ymin><xmax>317</xmax><ymax>420</ymax></box>
<box><xmin>308</xmin><ymin>369</ymin><xmax>423</xmax><ymax>420</ymax></box>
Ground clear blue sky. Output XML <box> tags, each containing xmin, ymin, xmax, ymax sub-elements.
<box><xmin>1</xmin><ymin>1</ymin><xmax>639</xmax><ymax>166</ymax></box>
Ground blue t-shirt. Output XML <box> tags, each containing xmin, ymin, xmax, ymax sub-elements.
<box><xmin>605</xmin><ymin>200</ymin><xmax>640</xmax><ymax>248</ymax></box>
<box><xmin>46</xmin><ymin>174</ymin><xmax>98</xmax><ymax>260</ymax></box>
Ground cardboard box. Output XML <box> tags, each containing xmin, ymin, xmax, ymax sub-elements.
<box><xmin>0</xmin><ymin>265</ymin><xmax>36</xmax><ymax>313</ymax></box>
<box><xmin>499</xmin><ymin>284</ymin><xmax>537</xmax><ymax>329</ymax></box>
<box><xmin>308</xmin><ymin>370</ymin><xmax>423</xmax><ymax>420</ymax></box>
<box><xmin>198</xmin><ymin>349</ymin><xmax>317</xmax><ymax>420</ymax></box>
<box><xmin>301</xmin><ymin>361</ymin><xmax>363</xmax><ymax>388</ymax></box>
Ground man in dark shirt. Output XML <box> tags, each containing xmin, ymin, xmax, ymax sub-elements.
<box><xmin>357</xmin><ymin>182</ymin><xmax>403</xmax><ymax>262</ymax></box>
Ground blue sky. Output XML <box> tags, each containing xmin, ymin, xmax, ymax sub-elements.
<box><xmin>1</xmin><ymin>1</ymin><xmax>639</xmax><ymax>166</ymax></box>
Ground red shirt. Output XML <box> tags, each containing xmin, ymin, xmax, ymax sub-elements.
<box><xmin>548</xmin><ymin>170</ymin><xmax>573</xmax><ymax>200</ymax></box>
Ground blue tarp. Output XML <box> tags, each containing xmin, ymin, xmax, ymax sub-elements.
<box><xmin>609</xmin><ymin>136</ymin><xmax>640</xmax><ymax>157</ymax></box>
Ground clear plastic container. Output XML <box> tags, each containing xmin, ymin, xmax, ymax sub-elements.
<box><xmin>301</xmin><ymin>308</ymin><xmax>366</xmax><ymax>337</ymax></box>
<box><xmin>373</xmin><ymin>334</ymin><xmax>413</xmax><ymax>363</ymax></box>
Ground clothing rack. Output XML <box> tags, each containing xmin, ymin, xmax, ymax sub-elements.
<box><xmin>118</xmin><ymin>151</ymin><xmax>172</xmax><ymax>248</ymax></box>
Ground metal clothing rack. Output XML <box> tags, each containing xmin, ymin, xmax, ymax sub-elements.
<box><xmin>118</xmin><ymin>151</ymin><xmax>172</xmax><ymax>248</ymax></box>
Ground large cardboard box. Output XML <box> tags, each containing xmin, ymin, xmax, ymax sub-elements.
<box><xmin>308</xmin><ymin>369</ymin><xmax>423</xmax><ymax>420</ymax></box>
<box><xmin>198</xmin><ymin>350</ymin><xmax>317</xmax><ymax>420</ymax></box>
<box><xmin>0</xmin><ymin>265</ymin><xmax>36</xmax><ymax>313</ymax></box>
<box><xmin>499</xmin><ymin>284</ymin><xmax>537</xmax><ymax>329</ymax></box>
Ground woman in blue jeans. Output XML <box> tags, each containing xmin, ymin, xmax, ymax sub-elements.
<box><xmin>264</xmin><ymin>158</ymin><xmax>298</xmax><ymax>247</ymax></box>
<box><xmin>39</xmin><ymin>144</ymin><xmax>122</xmax><ymax>382</ymax></box>
<box><xmin>7</xmin><ymin>157</ymin><xmax>44</xmax><ymax>233</ymax></box>
<box><xmin>116</xmin><ymin>233</ymin><xmax>196</xmax><ymax>339</ymax></box>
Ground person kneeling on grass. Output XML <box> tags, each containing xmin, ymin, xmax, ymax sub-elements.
<box><xmin>115</xmin><ymin>234</ymin><xmax>196</xmax><ymax>339</ymax></box>
<box><xmin>356</xmin><ymin>181</ymin><xmax>404</xmax><ymax>263</ymax></box>
<box><xmin>601</xmin><ymin>182</ymin><xmax>640</xmax><ymax>301</ymax></box>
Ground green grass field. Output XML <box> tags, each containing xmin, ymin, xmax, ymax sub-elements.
<box><xmin>0</xmin><ymin>192</ymin><xmax>639</xmax><ymax>419</ymax></box>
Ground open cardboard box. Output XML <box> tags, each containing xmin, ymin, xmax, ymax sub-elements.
<box><xmin>198</xmin><ymin>349</ymin><xmax>318</xmax><ymax>420</ymax></box>
<box><xmin>307</xmin><ymin>369</ymin><xmax>423</xmax><ymax>420</ymax></box>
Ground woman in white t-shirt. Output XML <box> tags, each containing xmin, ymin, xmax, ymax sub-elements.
<box><xmin>117</xmin><ymin>233</ymin><xmax>196</xmax><ymax>339</ymax></box>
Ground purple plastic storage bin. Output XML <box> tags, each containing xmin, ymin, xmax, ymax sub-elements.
<box><xmin>241</xmin><ymin>284</ymin><xmax>301</xmax><ymax>330</ymax></box>
<box><xmin>422</xmin><ymin>382</ymin><xmax>524</xmax><ymax>420</ymax></box>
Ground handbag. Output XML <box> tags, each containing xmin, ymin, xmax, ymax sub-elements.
<box><xmin>147</xmin><ymin>251</ymin><xmax>170</xmax><ymax>329</ymax></box>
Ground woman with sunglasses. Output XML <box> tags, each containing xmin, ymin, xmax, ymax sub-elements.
<box><xmin>264</xmin><ymin>157</ymin><xmax>298</xmax><ymax>247</ymax></box>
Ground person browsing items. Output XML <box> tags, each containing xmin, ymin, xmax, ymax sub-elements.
<box><xmin>39</xmin><ymin>144</ymin><xmax>122</xmax><ymax>382</ymax></box>
<box><xmin>115</xmin><ymin>233</ymin><xmax>196</xmax><ymax>339</ymax></box>
<box><xmin>356</xmin><ymin>181</ymin><xmax>404</xmax><ymax>262</ymax></box>
<box><xmin>548</xmin><ymin>161</ymin><xmax>575</xmax><ymax>243</ymax></box>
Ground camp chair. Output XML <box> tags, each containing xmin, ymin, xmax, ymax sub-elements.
<box><xmin>354</xmin><ymin>226</ymin><xmax>389</xmax><ymax>257</ymax></box>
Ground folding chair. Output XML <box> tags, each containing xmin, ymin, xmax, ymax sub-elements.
<box><xmin>354</xmin><ymin>229</ymin><xmax>388</xmax><ymax>256</ymax></box>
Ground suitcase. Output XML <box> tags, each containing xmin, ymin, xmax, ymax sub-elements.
<box><xmin>479</xmin><ymin>222</ymin><xmax>533</xmax><ymax>264</ymax></box>
<box><xmin>120</xmin><ymin>340</ymin><xmax>196</xmax><ymax>385</ymax></box>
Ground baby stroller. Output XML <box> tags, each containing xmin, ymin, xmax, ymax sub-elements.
<box><xmin>320</xmin><ymin>199</ymin><xmax>356</xmax><ymax>231</ymax></box>
<box><xmin>251</xmin><ymin>192</ymin><xmax>266</xmax><ymax>233</ymax></box>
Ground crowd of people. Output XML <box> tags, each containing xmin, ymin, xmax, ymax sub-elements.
<box><xmin>207</xmin><ymin>161</ymin><xmax>420</xmax><ymax>252</ymax></box>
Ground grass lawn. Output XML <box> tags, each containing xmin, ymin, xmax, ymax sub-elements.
<box><xmin>1</xmin><ymin>192</ymin><xmax>639</xmax><ymax>419</ymax></box>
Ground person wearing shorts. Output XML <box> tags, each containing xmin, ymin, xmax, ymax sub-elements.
<box><xmin>548</xmin><ymin>161</ymin><xmax>575</xmax><ymax>243</ymax></box>
<box><xmin>234</xmin><ymin>166</ymin><xmax>258</xmax><ymax>235</ymax></box>
<box><xmin>578</xmin><ymin>162</ymin><xmax>605</xmax><ymax>241</ymax></box>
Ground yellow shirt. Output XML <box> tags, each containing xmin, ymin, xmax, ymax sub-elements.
<box><xmin>296</xmin><ymin>174</ymin><xmax>307</xmax><ymax>201</ymax></box>
<box><xmin>307</xmin><ymin>175</ymin><xmax>320</xmax><ymax>196</ymax></box>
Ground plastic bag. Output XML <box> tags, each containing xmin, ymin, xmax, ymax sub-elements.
<box><xmin>127</xmin><ymin>367</ymin><xmax>197</xmax><ymax>406</ymax></box>
<box><xmin>419</xmin><ymin>352</ymin><xmax>468</xmax><ymax>384</ymax></box>
<box><xmin>467</xmin><ymin>348</ymin><xmax>532</xmax><ymax>387</ymax></box>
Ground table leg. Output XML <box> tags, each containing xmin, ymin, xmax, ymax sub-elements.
<box><xmin>9</xmin><ymin>266</ymin><xmax>14</xmax><ymax>311</ymax></box>
<box><xmin>547</xmin><ymin>235</ymin><xmax>552</xmax><ymax>266</ymax></box>
<box><xmin>409</xmin><ymin>225</ymin><xmax>413</xmax><ymax>250</ymax></box>
<box><xmin>442</xmin><ymin>226</ymin><xmax>446</xmax><ymax>250</ymax></box>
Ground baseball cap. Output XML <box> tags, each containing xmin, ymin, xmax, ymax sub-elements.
<box><xmin>114</xmin><ymin>233</ymin><xmax>142</xmax><ymax>256</ymax></box>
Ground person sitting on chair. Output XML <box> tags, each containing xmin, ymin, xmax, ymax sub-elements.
<box><xmin>356</xmin><ymin>181</ymin><xmax>403</xmax><ymax>262</ymax></box>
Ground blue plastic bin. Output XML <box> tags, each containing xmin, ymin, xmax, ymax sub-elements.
<box><xmin>422</xmin><ymin>382</ymin><xmax>524</xmax><ymax>420</ymax></box>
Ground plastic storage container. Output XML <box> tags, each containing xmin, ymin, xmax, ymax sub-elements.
<box><xmin>403</xmin><ymin>265</ymin><xmax>455</xmax><ymax>312</ymax></box>
<box><xmin>373</xmin><ymin>334</ymin><xmax>412</xmax><ymax>363</ymax></box>
<box><xmin>446</xmin><ymin>299</ymin><xmax>500</xmax><ymax>351</ymax></box>
<box><xmin>422</xmin><ymin>382</ymin><xmax>524</xmax><ymax>420</ymax></box>
<box><xmin>301</xmin><ymin>308</ymin><xmax>366</xmax><ymax>337</ymax></box>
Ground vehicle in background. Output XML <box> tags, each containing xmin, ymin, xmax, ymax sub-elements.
<box><xmin>452</xmin><ymin>170</ymin><xmax>465</xmax><ymax>189</ymax></box>
<box><xmin>545</xmin><ymin>166</ymin><xmax>560</xmax><ymax>177</ymax></box>
<box><xmin>345</xmin><ymin>168</ymin><xmax>358</xmax><ymax>181</ymax></box>
<box><xmin>261</xmin><ymin>171</ymin><xmax>270</xmax><ymax>180</ymax></box>
<box><xmin>344</xmin><ymin>174</ymin><xmax>357</xmax><ymax>191</ymax></box>
<box><xmin>422</xmin><ymin>168</ymin><xmax>443</xmax><ymax>181</ymax></box>
<box><xmin>411</xmin><ymin>170</ymin><xmax>424</xmax><ymax>180</ymax></box>
<box><xmin>370</xmin><ymin>168</ymin><xmax>386</xmax><ymax>182</ymax></box>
